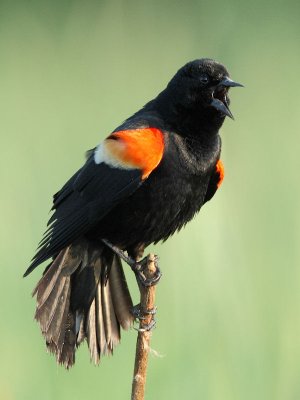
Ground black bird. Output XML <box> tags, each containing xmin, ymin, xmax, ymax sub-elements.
<box><xmin>25</xmin><ymin>58</ymin><xmax>243</xmax><ymax>368</ymax></box>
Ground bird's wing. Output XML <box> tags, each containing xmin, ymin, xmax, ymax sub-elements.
<box><xmin>25</xmin><ymin>127</ymin><xmax>164</xmax><ymax>276</ymax></box>
<box><xmin>204</xmin><ymin>159</ymin><xmax>225</xmax><ymax>203</ymax></box>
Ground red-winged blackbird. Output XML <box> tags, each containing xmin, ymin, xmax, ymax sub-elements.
<box><xmin>25</xmin><ymin>58</ymin><xmax>243</xmax><ymax>368</ymax></box>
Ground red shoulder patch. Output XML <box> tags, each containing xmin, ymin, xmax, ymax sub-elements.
<box><xmin>216</xmin><ymin>159</ymin><xmax>225</xmax><ymax>188</ymax></box>
<box><xmin>106</xmin><ymin>128</ymin><xmax>164</xmax><ymax>179</ymax></box>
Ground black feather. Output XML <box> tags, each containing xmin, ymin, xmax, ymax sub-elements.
<box><xmin>24</xmin><ymin>159</ymin><xmax>142</xmax><ymax>276</ymax></box>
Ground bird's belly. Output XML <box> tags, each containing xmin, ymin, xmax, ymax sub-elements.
<box><xmin>95</xmin><ymin>170</ymin><xmax>208</xmax><ymax>249</ymax></box>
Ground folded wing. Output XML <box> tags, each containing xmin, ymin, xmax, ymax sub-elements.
<box><xmin>25</xmin><ymin>127</ymin><xmax>164</xmax><ymax>276</ymax></box>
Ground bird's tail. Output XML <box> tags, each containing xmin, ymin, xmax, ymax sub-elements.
<box><xmin>32</xmin><ymin>239</ymin><xmax>134</xmax><ymax>368</ymax></box>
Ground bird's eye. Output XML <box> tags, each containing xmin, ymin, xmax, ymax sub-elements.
<box><xmin>199</xmin><ymin>74</ymin><xmax>209</xmax><ymax>84</ymax></box>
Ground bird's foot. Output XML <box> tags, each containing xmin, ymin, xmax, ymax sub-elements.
<box><xmin>132</xmin><ymin>304</ymin><xmax>157</xmax><ymax>332</ymax></box>
<box><xmin>131</xmin><ymin>254</ymin><xmax>161</xmax><ymax>287</ymax></box>
<box><xmin>132</xmin><ymin>304</ymin><xmax>157</xmax><ymax>319</ymax></box>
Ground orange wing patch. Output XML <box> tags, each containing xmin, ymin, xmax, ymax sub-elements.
<box><xmin>106</xmin><ymin>128</ymin><xmax>164</xmax><ymax>179</ymax></box>
<box><xmin>216</xmin><ymin>159</ymin><xmax>225</xmax><ymax>188</ymax></box>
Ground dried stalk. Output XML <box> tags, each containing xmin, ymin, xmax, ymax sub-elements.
<box><xmin>131</xmin><ymin>254</ymin><xmax>158</xmax><ymax>400</ymax></box>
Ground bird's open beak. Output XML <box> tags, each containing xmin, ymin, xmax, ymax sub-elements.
<box><xmin>211</xmin><ymin>77</ymin><xmax>244</xmax><ymax>120</ymax></box>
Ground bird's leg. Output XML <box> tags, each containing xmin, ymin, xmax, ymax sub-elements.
<box><xmin>102</xmin><ymin>239</ymin><xmax>135</xmax><ymax>265</ymax></box>
<box><xmin>102</xmin><ymin>239</ymin><xmax>162</xmax><ymax>287</ymax></box>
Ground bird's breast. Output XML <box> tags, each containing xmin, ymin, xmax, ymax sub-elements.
<box><xmin>96</xmin><ymin>139</ymin><xmax>214</xmax><ymax>249</ymax></box>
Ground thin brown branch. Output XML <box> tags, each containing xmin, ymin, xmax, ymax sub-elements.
<box><xmin>131</xmin><ymin>254</ymin><xmax>159</xmax><ymax>400</ymax></box>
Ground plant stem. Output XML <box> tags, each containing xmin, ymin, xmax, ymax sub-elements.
<box><xmin>131</xmin><ymin>254</ymin><xmax>158</xmax><ymax>400</ymax></box>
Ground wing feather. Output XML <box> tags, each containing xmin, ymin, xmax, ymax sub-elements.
<box><xmin>25</xmin><ymin>127</ymin><xmax>165</xmax><ymax>277</ymax></box>
<box><xmin>25</xmin><ymin>157</ymin><xmax>142</xmax><ymax>276</ymax></box>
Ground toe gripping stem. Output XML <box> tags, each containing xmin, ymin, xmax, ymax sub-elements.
<box><xmin>132</xmin><ymin>305</ymin><xmax>157</xmax><ymax>332</ymax></box>
<box><xmin>102</xmin><ymin>239</ymin><xmax>161</xmax><ymax>332</ymax></box>
<box><xmin>132</xmin><ymin>255</ymin><xmax>162</xmax><ymax>287</ymax></box>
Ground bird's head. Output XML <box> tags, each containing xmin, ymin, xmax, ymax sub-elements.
<box><xmin>168</xmin><ymin>58</ymin><xmax>243</xmax><ymax>120</ymax></box>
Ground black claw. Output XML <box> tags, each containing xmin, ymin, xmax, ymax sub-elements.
<box><xmin>132</xmin><ymin>256</ymin><xmax>162</xmax><ymax>287</ymax></box>
<box><xmin>131</xmin><ymin>304</ymin><xmax>157</xmax><ymax>320</ymax></box>
<box><xmin>144</xmin><ymin>306</ymin><xmax>157</xmax><ymax>316</ymax></box>
<box><xmin>134</xmin><ymin>319</ymin><xmax>156</xmax><ymax>332</ymax></box>
<box><xmin>132</xmin><ymin>304</ymin><xmax>157</xmax><ymax>332</ymax></box>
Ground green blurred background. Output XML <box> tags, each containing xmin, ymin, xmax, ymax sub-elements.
<box><xmin>1</xmin><ymin>0</ymin><xmax>300</xmax><ymax>399</ymax></box>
